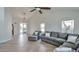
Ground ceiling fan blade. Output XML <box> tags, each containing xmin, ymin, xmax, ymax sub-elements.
<box><xmin>39</xmin><ymin>10</ymin><xmax>42</xmax><ymax>14</ymax></box>
<box><xmin>30</xmin><ymin>9</ymin><xmax>36</xmax><ymax>12</ymax></box>
<box><xmin>40</xmin><ymin>7</ymin><xmax>51</xmax><ymax>10</ymax></box>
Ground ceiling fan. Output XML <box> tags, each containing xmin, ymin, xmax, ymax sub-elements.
<box><xmin>30</xmin><ymin>7</ymin><xmax>51</xmax><ymax>14</ymax></box>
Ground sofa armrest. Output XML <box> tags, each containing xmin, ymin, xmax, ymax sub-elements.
<box><xmin>76</xmin><ymin>41</ymin><xmax>79</xmax><ymax>49</ymax></box>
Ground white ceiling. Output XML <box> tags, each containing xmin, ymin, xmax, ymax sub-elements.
<box><xmin>10</xmin><ymin>7</ymin><xmax>79</xmax><ymax>20</ymax></box>
<box><xmin>11</xmin><ymin>7</ymin><xmax>34</xmax><ymax>20</ymax></box>
<box><xmin>10</xmin><ymin>7</ymin><xmax>52</xmax><ymax>20</ymax></box>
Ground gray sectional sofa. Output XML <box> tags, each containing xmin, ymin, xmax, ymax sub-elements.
<box><xmin>40</xmin><ymin>31</ymin><xmax>68</xmax><ymax>46</ymax></box>
<box><xmin>39</xmin><ymin>31</ymin><xmax>79</xmax><ymax>51</ymax></box>
<box><xmin>28</xmin><ymin>31</ymin><xmax>79</xmax><ymax>52</ymax></box>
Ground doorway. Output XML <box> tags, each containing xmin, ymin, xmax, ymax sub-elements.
<box><xmin>20</xmin><ymin>23</ymin><xmax>27</xmax><ymax>34</ymax></box>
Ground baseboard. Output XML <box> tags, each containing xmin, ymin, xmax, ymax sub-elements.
<box><xmin>0</xmin><ymin>37</ymin><xmax>11</xmax><ymax>44</ymax></box>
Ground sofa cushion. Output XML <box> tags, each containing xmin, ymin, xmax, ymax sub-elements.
<box><xmin>58</xmin><ymin>33</ymin><xmax>68</xmax><ymax>40</ymax></box>
<box><xmin>67</xmin><ymin>35</ymin><xmax>78</xmax><ymax>44</ymax></box>
<box><xmin>39</xmin><ymin>32</ymin><xmax>45</xmax><ymax>36</ymax></box>
<box><xmin>55</xmin><ymin>38</ymin><xmax>66</xmax><ymax>42</ymax></box>
<box><xmin>51</xmin><ymin>32</ymin><xmax>58</xmax><ymax>37</ymax></box>
<box><xmin>40</xmin><ymin>36</ymin><xmax>49</xmax><ymax>39</ymax></box>
<box><xmin>49</xmin><ymin>37</ymin><xmax>66</xmax><ymax>43</ymax></box>
<box><xmin>60</xmin><ymin>42</ymin><xmax>76</xmax><ymax>49</ymax></box>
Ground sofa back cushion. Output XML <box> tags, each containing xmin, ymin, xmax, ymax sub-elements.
<box><xmin>67</xmin><ymin>34</ymin><xmax>78</xmax><ymax>44</ymax></box>
<box><xmin>58</xmin><ymin>33</ymin><xmax>68</xmax><ymax>40</ymax></box>
<box><xmin>33</xmin><ymin>31</ymin><xmax>40</xmax><ymax>36</ymax></box>
<box><xmin>51</xmin><ymin>32</ymin><xmax>58</xmax><ymax>37</ymax></box>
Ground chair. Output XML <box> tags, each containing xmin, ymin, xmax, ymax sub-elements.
<box><xmin>28</xmin><ymin>31</ymin><xmax>41</xmax><ymax>41</ymax></box>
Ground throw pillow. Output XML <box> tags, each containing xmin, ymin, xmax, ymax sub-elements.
<box><xmin>45</xmin><ymin>33</ymin><xmax>50</xmax><ymax>37</ymax></box>
<box><xmin>34</xmin><ymin>32</ymin><xmax>38</xmax><ymax>35</ymax></box>
<box><xmin>67</xmin><ymin>35</ymin><xmax>78</xmax><ymax>43</ymax></box>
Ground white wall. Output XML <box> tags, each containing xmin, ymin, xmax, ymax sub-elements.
<box><xmin>29</xmin><ymin>7</ymin><xmax>79</xmax><ymax>34</ymax></box>
<box><xmin>0</xmin><ymin>7</ymin><xmax>12</xmax><ymax>43</ymax></box>
<box><xmin>12</xmin><ymin>16</ymin><xmax>29</xmax><ymax>35</ymax></box>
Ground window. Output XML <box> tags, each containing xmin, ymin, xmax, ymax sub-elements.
<box><xmin>40</xmin><ymin>23</ymin><xmax>45</xmax><ymax>32</ymax></box>
<box><xmin>62</xmin><ymin>20</ymin><xmax>74</xmax><ymax>33</ymax></box>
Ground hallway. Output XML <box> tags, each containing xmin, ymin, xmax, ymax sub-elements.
<box><xmin>0</xmin><ymin>34</ymin><xmax>56</xmax><ymax>52</ymax></box>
